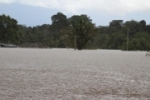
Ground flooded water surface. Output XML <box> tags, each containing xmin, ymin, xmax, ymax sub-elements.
<box><xmin>0</xmin><ymin>48</ymin><xmax>150</xmax><ymax>100</ymax></box>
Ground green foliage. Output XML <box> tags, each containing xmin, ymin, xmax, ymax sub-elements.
<box><xmin>128</xmin><ymin>32</ymin><xmax>150</xmax><ymax>50</ymax></box>
<box><xmin>1</xmin><ymin>13</ymin><xmax>150</xmax><ymax>50</ymax></box>
<box><xmin>69</xmin><ymin>15</ymin><xmax>97</xmax><ymax>50</ymax></box>
<box><xmin>0</xmin><ymin>14</ymin><xmax>19</xmax><ymax>44</ymax></box>
<box><xmin>95</xmin><ymin>20</ymin><xmax>150</xmax><ymax>51</ymax></box>
<box><xmin>50</xmin><ymin>12</ymin><xmax>69</xmax><ymax>48</ymax></box>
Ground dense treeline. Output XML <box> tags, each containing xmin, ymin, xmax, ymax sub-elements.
<box><xmin>0</xmin><ymin>13</ymin><xmax>150</xmax><ymax>50</ymax></box>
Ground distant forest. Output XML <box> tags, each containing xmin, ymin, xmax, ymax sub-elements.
<box><xmin>0</xmin><ymin>12</ymin><xmax>150</xmax><ymax>50</ymax></box>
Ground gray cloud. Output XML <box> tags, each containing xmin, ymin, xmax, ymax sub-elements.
<box><xmin>1</xmin><ymin>0</ymin><xmax>150</xmax><ymax>15</ymax></box>
<box><xmin>0</xmin><ymin>0</ymin><xmax>16</xmax><ymax>4</ymax></box>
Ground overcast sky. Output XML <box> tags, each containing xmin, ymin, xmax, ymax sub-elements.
<box><xmin>0</xmin><ymin>0</ymin><xmax>150</xmax><ymax>27</ymax></box>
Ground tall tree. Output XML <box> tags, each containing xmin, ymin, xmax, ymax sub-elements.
<box><xmin>139</xmin><ymin>20</ymin><xmax>146</xmax><ymax>32</ymax></box>
<box><xmin>51</xmin><ymin>12</ymin><xmax>69</xmax><ymax>32</ymax></box>
<box><xmin>0</xmin><ymin>14</ymin><xmax>18</xmax><ymax>44</ymax></box>
<box><xmin>51</xmin><ymin>12</ymin><xmax>69</xmax><ymax>47</ymax></box>
<box><xmin>69</xmin><ymin>15</ymin><xmax>97</xmax><ymax>50</ymax></box>
<box><xmin>109</xmin><ymin>20</ymin><xmax>123</xmax><ymax>32</ymax></box>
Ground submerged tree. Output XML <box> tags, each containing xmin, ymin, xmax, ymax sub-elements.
<box><xmin>69</xmin><ymin>15</ymin><xmax>97</xmax><ymax>50</ymax></box>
